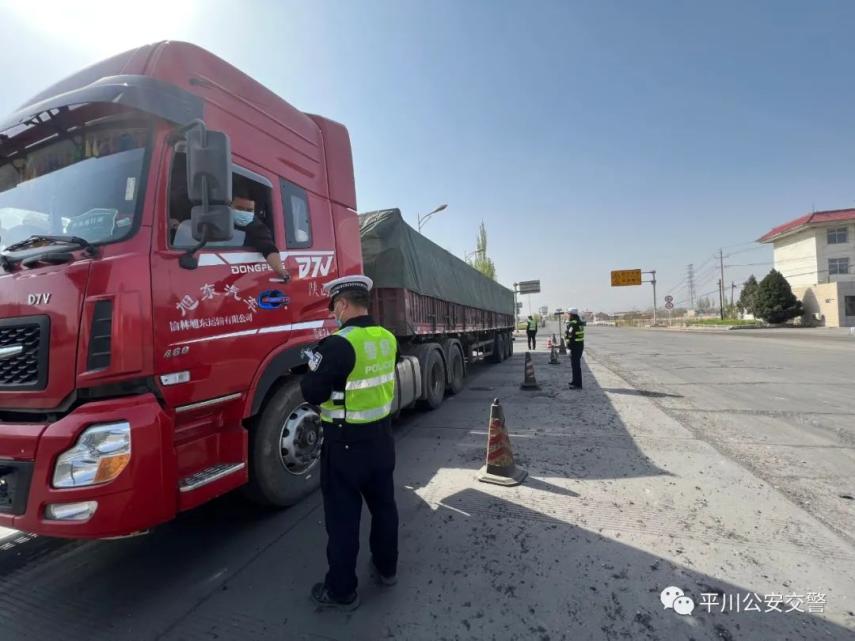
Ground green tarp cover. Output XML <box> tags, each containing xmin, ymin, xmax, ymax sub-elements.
<box><xmin>359</xmin><ymin>209</ymin><xmax>514</xmax><ymax>316</ymax></box>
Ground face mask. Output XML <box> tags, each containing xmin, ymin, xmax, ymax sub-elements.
<box><xmin>233</xmin><ymin>210</ymin><xmax>254</xmax><ymax>227</ymax></box>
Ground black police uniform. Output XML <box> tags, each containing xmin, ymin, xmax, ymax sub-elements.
<box><xmin>566</xmin><ymin>315</ymin><xmax>585</xmax><ymax>388</ymax></box>
<box><xmin>300</xmin><ymin>315</ymin><xmax>399</xmax><ymax>602</ymax></box>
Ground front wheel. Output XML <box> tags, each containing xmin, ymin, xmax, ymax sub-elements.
<box><xmin>244</xmin><ymin>379</ymin><xmax>322</xmax><ymax>507</ymax></box>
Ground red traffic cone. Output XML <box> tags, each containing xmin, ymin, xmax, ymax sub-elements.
<box><xmin>548</xmin><ymin>345</ymin><xmax>560</xmax><ymax>365</ymax></box>
<box><xmin>476</xmin><ymin>398</ymin><xmax>527</xmax><ymax>486</ymax></box>
<box><xmin>520</xmin><ymin>352</ymin><xmax>540</xmax><ymax>390</ymax></box>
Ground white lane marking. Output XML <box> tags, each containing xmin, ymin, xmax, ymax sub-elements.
<box><xmin>0</xmin><ymin>526</ymin><xmax>18</xmax><ymax>541</ymax></box>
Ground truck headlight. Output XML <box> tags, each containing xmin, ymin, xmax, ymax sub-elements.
<box><xmin>53</xmin><ymin>422</ymin><xmax>131</xmax><ymax>488</ymax></box>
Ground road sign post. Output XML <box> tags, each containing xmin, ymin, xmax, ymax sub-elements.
<box><xmin>611</xmin><ymin>267</ymin><xmax>656</xmax><ymax>324</ymax></box>
<box><xmin>515</xmin><ymin>280</ymin><xmax>541</xmax><ymax>319</ymax></box>
<box><xmin>610</xmin><ymin>269</ymin><xmax>642</xmax><ymax>287</ymax></box>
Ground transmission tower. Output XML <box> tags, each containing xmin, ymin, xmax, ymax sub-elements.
<box><xmin>687</xmin><ymin>264</ymin><xmax>696</xmax><ymax>309</ymax></box>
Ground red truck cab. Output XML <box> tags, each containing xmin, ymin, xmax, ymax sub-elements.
<box><xmin>0</xmin><ymin>42</ymin><xmax>361</xmax><ymax>537</ymax></box>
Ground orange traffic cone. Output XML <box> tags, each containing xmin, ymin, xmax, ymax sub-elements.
<box><xmin>476</xmin><ymin>398</ymin><xmax>527</xmax><ymax>486</ymax></box>
<box><xmin>520</xmin><ymin>352</ymin><xmax>540</xmax><ymax>390</ymax></box>
<box><xmin>548</xmin><ymin>345</ymin><xmax>560</xmax><ymax>365</ymax></box>
<box><xmin>558</xmin><ymin>336</ymin><xmax>567</xmax><ymax>355</ymax></box>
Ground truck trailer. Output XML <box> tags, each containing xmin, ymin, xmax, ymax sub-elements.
<box><xmin>0</xmin><ymin>41</ymin><xmax>514</xmax><ymax>539</ymax></box>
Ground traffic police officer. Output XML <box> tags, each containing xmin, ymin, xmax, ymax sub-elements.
<box><xmin>300</xmin><ymin>275</ymin><xmax>399</xmax><ymax>611</ymax></box>
<box><xmin>565</xmin><ymin>307</ymin><xmax>586</xmax><ymax>389</ymax></box>
<box><xmin>526</xmin><ymin>315</ymin><xmax>538</xmax><ymax>350</ymax></box>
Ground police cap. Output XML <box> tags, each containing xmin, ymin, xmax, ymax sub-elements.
<box><xmin>323</xmin><ymin>275</ymin><xmax>373</xmax><ymax>310</ymax></box>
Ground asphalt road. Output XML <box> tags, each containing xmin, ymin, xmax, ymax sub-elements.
<box><xmin>582</xmin><ymin>325</ymin><xmax>855</xmax><ymax>545</ymax></box>
<box><xmin>1</xmin><ymin>330</ymin><xmax>853</xmax><ymax>640</ymax></box>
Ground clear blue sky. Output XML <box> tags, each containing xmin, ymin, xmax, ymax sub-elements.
<box><xmin>2</xmin><ymin>0</ymin><xmax>854</xmax><ymax>313</ymax></box>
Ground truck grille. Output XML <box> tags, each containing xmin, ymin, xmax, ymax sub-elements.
<box><xmin>0</xmin><ymin>316</ymin><xmax>50</xmax><ymax>391</ymax></box>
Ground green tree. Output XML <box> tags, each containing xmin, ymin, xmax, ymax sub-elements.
<box><xmin>468</xmin><ymin>221</ymin><xmax>497</xmax><ymax>280</ymax></box>
<box><xmin>697</xmin><ymin>296</ymin><xmax>713</xmax><ymax>311</ymax></box>
<box><xmin>754</xmin><ymin>269</ymin><xmax>803</xmax><ymax>324</ymax></box>
<box><xmin>737</xmin><ymin>275</ymin><xmax>759</xmax><ymax>316</ymax></box>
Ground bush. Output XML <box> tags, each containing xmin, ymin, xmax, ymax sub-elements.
<box><xmin>754</xmin><ymin>269</ymin><xmax>803</xmax><ymax>324</ymax></box>
<box><xmin>737</xmin><ymin>275</ymin><xmax>759</xmax><ymax>316</ymax></box>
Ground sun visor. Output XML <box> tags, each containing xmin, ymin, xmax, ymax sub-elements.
<box><xmin>0</xmin><ymin>75</ymin><xmax>203</xmax><ymax>135</ymax></box>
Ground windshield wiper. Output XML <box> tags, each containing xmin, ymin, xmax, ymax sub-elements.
<box><xmin>2</xmin><ymin>234</ymin><xmax>99</xmax><ymax>257</ymax></box>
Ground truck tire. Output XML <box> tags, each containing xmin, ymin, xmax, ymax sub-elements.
<box><xmin>244</xmin><ymin>379</ymin><xmax>322</xmax><ymax>507</ymax></box>
<box><xmin>505</xmin><ymin>332</ymin><xmax>513</xmax><ymax>359</ymax></box>
<box><xmin>419</xmin><ymin>347</ymin><xmax>446</xmax><ymax>410</ymax></box>
<box><xmin>447</xmin><ymin>345</ymin><xmax>465</xmax><ymax>395</ymax></box>
<box><xmin>489</xmin><ymin>333</ymin><xmax>503</xmax><ymax>363</ymax></box>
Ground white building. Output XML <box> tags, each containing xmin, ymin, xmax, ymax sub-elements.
<box><xmin>759</xmin><ymin>208</ymin><xmax>855</xmax><ymax>327</ymax></box>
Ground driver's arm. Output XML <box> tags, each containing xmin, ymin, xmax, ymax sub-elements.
<box><xmin>243</xmin><ymin>220</ymin><xmax>291</xmax><ymax>282</ymax></box>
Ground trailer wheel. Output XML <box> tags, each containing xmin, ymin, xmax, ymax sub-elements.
<box><xmin>244</xmin><ymin>379</ymin><xmax>322</xmax><ymax>507</ymax></box>
<box><xmin>489</xmin><ymin>334</ymin><xmax>503</xmax><ymax>364</ymax></box>
<box><xmin>419</xmin><ymin>348</ymin><xmax>446</xmax><ymax>410</ymax></box>
<box><xmin>447</xmin><ymin>345</ymin><xmax>465</xmax><ymax>395</ymax></box>
<box><xmin>505</xmin><ymin>332</ymin><xmax>514</xmax><ymax>359</ymax></box>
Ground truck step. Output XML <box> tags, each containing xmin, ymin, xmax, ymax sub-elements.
<box><xmin>179</xmin><ymin>463</ymin><xmax>245</xmax><ymax>493</ymax></box>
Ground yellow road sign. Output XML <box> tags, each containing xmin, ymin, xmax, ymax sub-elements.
<box><xmin>611</xmin><ymin>269</ymin><xmax>642</xmax><ymax>287</ymax></box>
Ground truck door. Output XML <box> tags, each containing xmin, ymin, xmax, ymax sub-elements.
<box><xmin>151</xmin><ymin>151</ymin><xmax>294</xmax><ymax>409</ymax></box>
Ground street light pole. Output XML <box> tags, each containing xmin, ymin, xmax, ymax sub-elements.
<box><xmin>417</xmin><ymin>203</ymin><xmax>448</xmax><ymax>233</ymax></box>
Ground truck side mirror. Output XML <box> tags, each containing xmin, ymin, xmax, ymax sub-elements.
<box><xmin>190</xmin><ymin>205</ymin><xmax>233</xmax><ymax>242</ymax></box>
<box><xmin>172</xmin><ymin>120</ymin><xmax>234</xmax><ymax>269</ymax></box>
<box><xmin>186</xmin><ymin>128</ymin><xmax>232</xmax><ymax>205</ymax></box>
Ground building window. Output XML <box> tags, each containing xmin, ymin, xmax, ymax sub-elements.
<box><xmin>280</xmin><ymin>179</ymin><xmax>312</xmax><ymax>248</ymax></box>
<box><xmin>828</xmin><ymin>257</ymin><xmax>850</xmax><ymax>276</ymax></box>
<box><xmin>846</xmin><ymin>296</ymin><xmax>855</xmax><ymax>317</ymax></box>
<box><xmin>827</xmin><ymin>226</ymin><xmax>848</xmax><ymax>244</ymax></box>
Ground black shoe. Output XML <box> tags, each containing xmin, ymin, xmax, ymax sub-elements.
<box><xmin>310</xmin><ymin>582</ymin><xmax>360</xmax><ymax>611</ymax></box>
<box><xmin>371</xmin><ymin>562</ymin><xmax>398</xmax><ymax>586</ymax></box>
<box><xmin>568</xmin><ymin>383</ymin><xmax>581</xmax><ymax>389</ymax></box>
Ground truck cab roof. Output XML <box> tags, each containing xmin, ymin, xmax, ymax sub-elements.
<box><xmin>8</xmin><ymin>41</ymin><xmax>356</xmax><ymax>210</ymax></box>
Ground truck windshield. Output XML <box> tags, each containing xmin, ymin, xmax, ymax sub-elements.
<box><xmin>0</xmin><ymin>119</ymin><xmax>150</xmax><ymax>252</ymax></box>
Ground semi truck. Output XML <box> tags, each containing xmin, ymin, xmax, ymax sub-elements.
<box><xmin>0</xmin><ymin>42</ymin><xmax>514</xmax><ymax>539</ymax></box>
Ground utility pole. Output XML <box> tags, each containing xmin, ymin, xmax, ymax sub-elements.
<box><xmin>730</xmin><ymin>281</ymin><xmax>736</xmax><ymax>307</ymax></box>
<box><xmin>719</xmin><ymin>249</ymin><xmax>726</xmax><ymax>320</ymax></box>
<box><xmin>687</xmin><ymin>264</ymin><xmax>695</xmax><ymax>310</ymax></box>
<box><xmin>642</xmin><ymin>270</ymin><xmax>657</xmax><ymax>325</ymax></box>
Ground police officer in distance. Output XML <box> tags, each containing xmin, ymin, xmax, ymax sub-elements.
<box><xmin>526</xmin><ymin>315</ymin><xmax>538</xmax><ymax>350</ymax></box>
<box><xmin>300</xmin><ymin>275</ymin><xmax>399</xmax><ymax>611</ymax></box>
<box><xmin>565</xmin><ymin>307</ymin><xmax>586</xmax><ymax>389</ymax></box>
